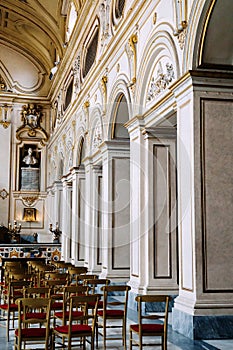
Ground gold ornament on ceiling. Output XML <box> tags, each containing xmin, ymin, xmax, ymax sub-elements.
<box><xmin>0</xmin><ymin>75</ymin><xmax>6</xmax><ymax>91</ymax></box>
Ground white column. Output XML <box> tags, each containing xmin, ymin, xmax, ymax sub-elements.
<box><xmin>126</xmin><ymin>117</ymin><xmax>147</xmax><ymax>293</ymax></box>
<box><xmin>70</xmin><ymin>166</ymin><xmax>86</xmax><ymax>266</ymax></box>
<box><xmin>127</xmin><ymin>117</ymin><xmax>178</xmax><ymax>298</ymax></box>
<box><xmin>53</xmin><ymin>181</ymin><xmax>63</xmax><ymax>227</ymax></box>
<box><xmin>100</xmin><ymin>141</ymin><xmax>130</xmax><ymax>281</ymax></box>
<box><xmin>61</xmin><ymin>178</ymin><xmax>72</xmax><ymax>262</ymax></box>
<box><xmin>172</xmin><ymin>72</ymin><xmax>233</xmax><ymax>339</ymax></box>
<box><xmin>84</xmin><ymin>164</ymin><xmax>103</xmax><ymax>273</ymax></box>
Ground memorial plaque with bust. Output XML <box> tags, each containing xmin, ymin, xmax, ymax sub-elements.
<box><xmin>20</xmin><ymin>147</ymin><xmax>40</xmax><ymax>191</ymax></box>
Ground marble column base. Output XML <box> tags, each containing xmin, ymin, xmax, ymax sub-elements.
<box><xmin>172</xmin><ymin>308</ymin><xmax>233</xmax><ymax>339</ymax></box>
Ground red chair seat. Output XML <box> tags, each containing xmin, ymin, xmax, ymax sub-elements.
<box><xmin>0</xmin><ymin>303</ymin><xmax>18</xmax><ymax>311</ymax></box>
<box><xmin>130</xmin><ymin>323</ymin><xmax>164</xmax><ymax>333</ymax></box>
<box><xmin>15</xmin><ymin>327</ymin><xmax>47</xmax><ymax>338</ymax></box>
<box><xmin>54</xmin><ymin>310</ymin><xmax>83</xmax><ymax>318</ymax></box>
<box><xmin>88</xmin><ymin>300</ymin><xmax>103</xmax><ymax>308</ymax></box>
<box><xmin>98</xmin><ymin>309</ymin><xmax>124</xmax><ymax>317</ymax></box>
<box><xmin>51</xmin><ymin>301</ymin><xmax>63</xmax><ymax>309</ymax></box>
<box><xmin>22</xmin><ymin>312</ymin><xmax>47</xmax><ymax>320</ymax></box>
<box><xmin>55</xmin><ymin>324</ymin><xmax>92</xmax><ymax>334</ymax></box>
<box><xmin>3</xmin><ymin>290</ymin><xmax>23</xmax><ymax>297</ymax></box>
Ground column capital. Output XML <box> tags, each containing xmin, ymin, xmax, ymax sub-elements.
<box><xmin>142</xmin><ymin>126</ymin><xmax>177</xmax><ymax>140</ymax></box>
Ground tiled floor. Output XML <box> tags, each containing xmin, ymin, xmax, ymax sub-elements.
<box><xmin>0</xmin><ymin>312</ymin><xmax>232</xmax><ymax>350</ymax></box>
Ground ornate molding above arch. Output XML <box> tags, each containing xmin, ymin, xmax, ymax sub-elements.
<box><xmin>16</xmin><ymin>104</ymin><xmax>48</xmax><ymax>145</ymax></box>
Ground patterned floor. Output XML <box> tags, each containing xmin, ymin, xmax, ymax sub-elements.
<box><xmin>0</xmin><ymin>313</ymin><xmax>232</xmax><ymax>350</ymax></box>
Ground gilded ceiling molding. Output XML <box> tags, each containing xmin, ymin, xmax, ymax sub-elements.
<box><xmin>0</xmin><ymin>75</ymin><xmax>6</xmax><ymax>90</ymax></box>
<box><xmin>16</xmin><ymin>104</ymin><xmax>48</xmax><ymax>145</ymax></box>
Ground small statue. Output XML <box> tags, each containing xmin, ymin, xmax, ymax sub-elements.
<box><xmin>33</xmin><ymin>232</ymin><xmax>38</xmax><ymax>243</ymax></box>
<box><xmin>23</xmin><ymin>148</ymin><xmax>38</xmax><ymax>166</ymax></box>
<box><xmin>49</xmin><ymin>222</ymin><xmax>62</xmax><ymax>243</ymax></box>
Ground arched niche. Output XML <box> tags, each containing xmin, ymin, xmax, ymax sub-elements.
<box><xmin>111</xmin><ymin>93</ymin><xmax>130</xmax><ymax>139</ymax></box>
<box><xmin>77</xmin><ymin>136</ymin><xmax>86</xmax><ymax>166</ymax></box>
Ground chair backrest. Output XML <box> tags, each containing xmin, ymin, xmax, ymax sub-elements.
<box><xmin>17</xmin><ymin>297</ymin><xmax>51</xmax><ymax>347</ymax></box>
<box><xmin>101</xmin><ymin>285</ymin><xmax>131</xmax><ymax>316</ymax></box>
<box><xmin>63</xmin><ymin>285</ymin><xmax>89</xmax><ymax>298</ymax></box>
<box><xmin>135</xmin><ymin>295</ymin><xmax>170</xmax><ymax>336</ymax></box>
<box><xmin>9</xmin><ymin>273</ymin><xmax>33</xmax><ymax>281</ymax></box>
<box><xmin>68</xmin><ymin>294</ymin><xmax>100</xmax><ymax>329</ymax></box>
<box><xmin>43</xmin><ymin>272</ymin><xmax>68</xmax><ymax>280</ymax></box>
<box><xmin>77</xmin><ymin>274</ymin><xmax>98</xmax><ymax>283</ymax></box>
<box><xmin>67</xmin><ymin>266</ymin><xmax>88</xmax><ymax>274</ymax></box>
<box><xmin>84</xmin><ymin>278</ymin><xmax>111</xmax><ymax>294</ymax></box>
<box><xmin>8</xmin><ymin>280</ymin><xmax>32</xmax><ymax>303</ymax></box>
<box><xmin>23</xmin><ymin>286</ymin><xmax>51</xmax><ymax>298</ymax></box>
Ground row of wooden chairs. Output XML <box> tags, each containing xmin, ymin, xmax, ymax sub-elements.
<box><xmin>0</xmin><ymin>260</ymin><xmax>170</xmax><ymax>349</ymax></box>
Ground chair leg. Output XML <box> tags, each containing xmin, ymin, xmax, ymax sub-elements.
<box><xmin>96</xmin><ymin>322</ymin><xmax>99</xmax><ymax>348</ymax></box>
<box><xmin>103</xmin><ymin>319</ymin><xmax>106</xmax><ymax>350</ymax></box>
<box><xmin>139</xmin><ymin>335</ymin><xmax>142</xmax><ymax>350</ymax></box>
<box><xmin>129</xmin><ymin>330</ymin><xmax>132</xmax><ymax>350</ymax></box>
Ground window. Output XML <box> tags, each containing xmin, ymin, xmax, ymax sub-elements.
<box><xmin>83</xmin><ymin>29</ymin><xmax>99</xmax><ymax>78</ymax></box>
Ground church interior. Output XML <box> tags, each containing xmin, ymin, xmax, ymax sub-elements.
<box><xmin>0</xmin><ymin>0</ymin><xmax>232</xmax><ymax>349</ymax></box>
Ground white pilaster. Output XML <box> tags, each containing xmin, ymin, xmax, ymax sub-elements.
<box><xmin>172</xmin><ymin>72</ymin><xmax>233</xmax><ymax>339</ymax></box>
<box><xmin>100</xmin><ymin>141</ymin><xmax>130</xmax><ymax>281</ymax></box>
<box><xmin>61</xmin><ymin>177</ymin><xmax>72</xmax><ymax>262</ymax></box>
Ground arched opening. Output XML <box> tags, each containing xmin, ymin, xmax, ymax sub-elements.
<box><xmin>111</xmin><ymin>94</ymin><xmax>130</xmax><ymax>139</ymax></box>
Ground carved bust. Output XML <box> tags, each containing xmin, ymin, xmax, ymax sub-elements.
<box><xmin>22</xmin><ymin>148</ymin><xmax>38</xmax><ymax>166</ymax></box>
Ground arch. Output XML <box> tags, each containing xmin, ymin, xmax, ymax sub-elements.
<box><xmin>184</xmin><ymin>0</ymin><xmax>233</xmax><ymax>71</ymax></box>
<box><xmin>111</xmin><ymin>93</ymin><xmax>130</xmax><ymax>139</ymax></box>
<box><xmin>73</xmin><ymin>131</ymin><xmax>87</xmax><ymax>167</ymax></box>
<box><xmin>107</xmin><ymin>76</ymin><xmax>132</xmax><ymax>140</ymax></box>
<box><xmin>136</xmin><ymin>24</ymin><xmax>180</xmax><ymax>113</ymax></box>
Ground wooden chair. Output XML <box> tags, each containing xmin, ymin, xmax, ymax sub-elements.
<box><xmin>52</xmin><ymin>294</ymin><xmax>100</xmax><ymax>350</ymax></box>
<box><xmin>0</xmin><ymin>280</ymin><xmax>31</xmax><ymax>341</ymax></box>
<box><xmin>14</xmin><ymin>297</ymin><xmax>52</xmax><ymax>350</ymax></box>
<box><xmin>54</xmin><ymin>285</ymin><xmax>89</xmax><ymax>326</ymax></box>
<box><xmin>22</xmin><ymin>287</ymin><xmax>52</xmax><ymax>325</ymax></box>
<box><xmin>67</xmin><ymin>266</ymin><xmax>88</xmax><ymax>284</ymax></box>
<box><xmin>44</xmin><ymin>279</ymin><xmax>69</xmax><ymax>324</ymax></box>
<box><xmin>76</xmin><ymin>274</ymin><xmax>99</xmax><ymax>285</ymax></box>
<box><xmin>129</xmin><ymin>295</ymin><xmax>170</xmax><ymax>350</ymax></box>
<box><xmin>97</xmin><ymin>285</ymin><xmax>131</xmax><ymax>349</ymax></box>
<box><xmin>84</xmin><ymin>278</ymin><xmax>111</xmax><ymax>310</ymax></box>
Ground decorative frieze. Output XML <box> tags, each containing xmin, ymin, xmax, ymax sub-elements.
<box><xmin>147</xmin><ymin>62</ymin><xmax>175</xmax><ymax>102</ymax></box>
<box><xmin>92</xmin><ymin>123</ymin><xmax>102</xmax><ymax>151</ymax></box>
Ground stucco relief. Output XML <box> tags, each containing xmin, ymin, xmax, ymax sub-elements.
<box><xmin>92</xmin><ymin>122</ymin><xmax>103</xmax><ymax>151</ymax></box>
<box><xmin>99</xmin><ymin>0</ymin><xmax>111</xmax><ymax>49</ymax></box>
<box><xmin>73</xmin><ymin>53</ymin><xmax>82</xmax><ymax>95</ymax></box>
<box><xmin>147</xmin><ymin>62</ymin><xmax>175</xmax><ymax>102</ymax></box>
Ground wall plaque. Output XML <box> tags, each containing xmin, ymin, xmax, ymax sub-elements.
<box><xmin>21</xmin><ymin>168</ymin><xmax>40</xmax><ymax>191</ymax></box>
